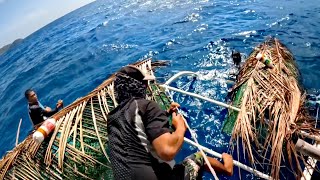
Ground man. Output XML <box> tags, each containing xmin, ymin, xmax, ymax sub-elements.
<box><xmin>231</xmin><ymin>50</ymin><xmax>241</xmax><ymax>67</ymax></box>
<box><xmin>107</xmin><ymin>65</ymin><xmax>233</xmax><ymax>180</ymax></box>
<box><xmin>25</xmin><ymin>89</ymin><xmax>63</xmax><ymax>128</ymax></box>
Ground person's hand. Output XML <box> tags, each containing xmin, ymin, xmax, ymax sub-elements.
<box><xmin>45</xmin><ymin>107</ymin><xmax>52</xmax><ymax>112</ymax></box>
<box><xmin>222</xmin><ymin>153</ymin><xmax>234</xmax><ymax>176</ymax></box>
<box><xmin>56</xmin><ymin>100</ymin><xmax>63</xmax><ymax>109</ymax></box>
<box><xmin>167</xmin><ymin>102</ymin><xmax>180</xmax><ymax>114</ymax></box>
<box><xmin>172</xmin><ymin>112</ymin><xmax>186</xmax><ymax>131</ymax></box>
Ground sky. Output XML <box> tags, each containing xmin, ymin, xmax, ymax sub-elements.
<box><xmin>0</xmin><ymin>0</ymin><xmax>96</xmax><ymax>47</ymax></box>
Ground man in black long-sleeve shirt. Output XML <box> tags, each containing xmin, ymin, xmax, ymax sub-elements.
<box><xmin>25</xmin><ymin>89</ymin><xmax>63</xmax><ymax>128</ymax></box>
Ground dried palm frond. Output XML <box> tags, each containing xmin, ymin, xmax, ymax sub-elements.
<box><xmin>224</xmin><ymin>38</ymin><xmax>319</xmax><ymax>179</ymax></box>
<box><xmin>0</xmin><ymin>58</ymin><xmax>172</xmax><ymax>179</ymax></box>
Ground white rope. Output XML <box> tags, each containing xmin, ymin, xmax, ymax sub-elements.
<box><xmin>161</xmin><ymin>82</ymin><xmax>272</xmax><ymax>179</ymax></box>
<box><xmin>162</xmin><ymin>73</ymin><xmax>272</xmax><ymax>179</ymax></box>
<box><xmin>162</xmin><ymin>83</ymin><xmax>320</xmax><ymax>179</ymax></box>
<box><xmin>163</xmin><ymin>87</ymin><xmax>219</xmax><ymax>180</ymax></box>
<box><xmin>181</xmin><ymin>112</ymin><xmax>219</xmax><ymax>180</ymax></box>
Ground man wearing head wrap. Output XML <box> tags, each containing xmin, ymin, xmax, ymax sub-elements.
<box><xmin>107</xmin><ymin>65</ymin><xmax>233</xmax><ymax>180</ymax></box>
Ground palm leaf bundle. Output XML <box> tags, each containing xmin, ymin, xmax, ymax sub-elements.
<box><xmin>223</xmin><ymin>38</ymin><xmax>319</xmax><ymax>179</ymax></box>
<box><xmin>0</xmin><ymin>58</ymin><xmax>171</xmax><ymax>179</ymax></box>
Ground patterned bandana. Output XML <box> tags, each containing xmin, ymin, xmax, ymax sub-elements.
<box><xmin>114</xmin><ymin>73</ymin><xmax>147</xmax><ymax>104</ymax></box>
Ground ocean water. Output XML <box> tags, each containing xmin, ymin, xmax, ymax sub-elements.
<box><xmin>0</xmin><ymin>0</ymin><xmax>319</xmax><ymax>179</ymax></box>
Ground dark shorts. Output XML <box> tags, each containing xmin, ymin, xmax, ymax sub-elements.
<box><xmin>170</xmin><ymin>152</ymin><xmax>205</xmax><ymax>180</ymax></box>
<box><xmin>130</xmin><ymin>153</ymin><xmax>205</xmax><ymax>180</ymax></box>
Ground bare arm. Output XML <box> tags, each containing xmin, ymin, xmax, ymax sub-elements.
<box><xmin>204</xmin><ymin>153</ymin><xmax>234</xmax><ymax>176</ymax></box>
<box><xmin>42</xmin><ymin>100</ymin><xmax>63</xmax><ymax>117</ymax></box>
<box><xmin>42</xmin><ymin>107</ymin><xmax>59</xmax><ymax>117</ymax></box>
<box><xmin>152</xmin><ymin>112</ymin><xmax>186</xmax><ymax>161</ymax></box>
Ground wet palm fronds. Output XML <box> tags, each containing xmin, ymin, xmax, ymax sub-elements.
<box><xmin>0</xmin><ymin>58</ymin><xmax>172</xmax><ymax>179</ymax></box>
<box><xmin>224</xmin><ymin>38</ymin><xmax>319</xmax><ymax>179</ymax></box>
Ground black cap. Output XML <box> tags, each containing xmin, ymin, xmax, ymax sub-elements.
<box><xmin>117</xmin><ymin>65</ymin><xmax>155</xmax><ymax>82</ymax></box>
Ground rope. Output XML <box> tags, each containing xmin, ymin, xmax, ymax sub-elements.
<box><xmin>161</xmin><ymin>83</ymin><xmax>272</xmax><ymax>179</ymax></box>
<box><xmin>161</xmin><ymin>80</ymin><xmax>320</xmax><ymax>180</ymax></box>
<box><xmin>164</xmin><ymin>87</ymin><xmax>219</xmax><ymax>180</ymax></box>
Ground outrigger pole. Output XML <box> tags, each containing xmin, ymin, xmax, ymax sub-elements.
<box><xmin>162</xmin><ymin>71</ymin><xmax>271</xmax><ymax>180</ymax></box>
<box><xmin>162</xmin><ymin>84</ymin><xmax>241</xmax><ymax>111</ymax></box>
<box><xmin>162</xmin><ymin>71</ymin><xmax>320</xmax><ymax>179</ymax></box>
<box><xmin>183</xmin><ymin>138</ymin><xmax>271</xmax><ymax>179</ymax></box>
<box><xmin>161</xmin><ymin>85</ymin><xmax>320</xmax><ymax>142</ymax></box>
<box><xmin>163</xmin><ymin>71</ymin><xmax>219</xmax><ymax>180</ymax></box>
<box><xmin>162</xmin><ymin>81</ymin><xmax>320</xmax><ymax>143</ymax></box>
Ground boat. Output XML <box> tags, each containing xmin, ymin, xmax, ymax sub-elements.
<box><xmin>222</xmin><ymin>38</ymin><xmax>320</xmax><ymax>179</ymax></box>
<box><xmin>1</xmin><ymin>38</ymin><xmax>319</xmax><ymax>180</ymax></box>
<box><xmin>0</xmin><ymin>59</ymin><xmax>171</xmax><ymax>179</ymax></box>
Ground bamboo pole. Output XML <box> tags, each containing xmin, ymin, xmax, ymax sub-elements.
<box><xmin>90</xmin><ymin>98</ymin><xmax>110</xmax><ymax>162</ymax></box>
<box><xmin>299</xmin><ymin>131</ymin><xmax>320</xmax><ymax>142</ymax></box>
<box><xmin>301</xmin><ymin>106</ymin><xmax>320</xmax><ymax>180</ymax></box>
<box><xmin>163</xmin><ymin>83</ymin><xmax>320</xmax><ymax>180</ymax></box>
<box><xmin>162</xmin><ymin>78</ymin><xmax>272</xmax><ymax>179</ymax></box>
<box><xmin>16</xmin><ymin>118</ymin><xmax>22</xmax><ymax>146</ymax></box>
<box><xmin>301</xmin><ymin>142</ymin><xmax>320</xmax><ymax>180</ymax></box>
<box><xmin>162</xmin><ymin>84</ymin><xmax>320</xmax><ymax>143</ymax></box>
<box><xmin>295</xmin><ymin>139</ymin><xmax>320</xmax><ymax>161</ymax></box>
<box><xmin>160</xmin><ymin>84</ymin><xmax>241</xmax><ymax>112</ymax></box>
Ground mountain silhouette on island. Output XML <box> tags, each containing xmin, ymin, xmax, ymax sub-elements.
<box><xmin>0</xmin><ymin>39</ymin><xmax>24</xmax><ymax>55</ymax></box>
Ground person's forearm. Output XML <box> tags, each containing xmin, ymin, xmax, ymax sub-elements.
<box><xmin>43</xmin><ymin>108</ymin><xmax>59</xmax><ymax>117</ymax></box>
<box><xmin>162</xmin><ymin>125</ymin><xmax>186</xmax><ymax>160</ymax></box>
<box><xmin>170</xmin><ymin>126</ymin><xmax>185</xmax><ymax>154</ymax></box>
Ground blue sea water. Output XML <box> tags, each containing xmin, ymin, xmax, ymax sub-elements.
<box><xmin>0</xmin><ymin>0</ymin><xmax>319</xmax><ymax>179</ymax></box>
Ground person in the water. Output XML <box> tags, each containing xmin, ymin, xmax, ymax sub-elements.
<box><xmin>25</xmin><ymin>89</ymin><xmax>63</xmax><ymax>128</ymax></box>
<box><xmin>107</xmin><ymin>65</ymin><xmax>234</xmax><ymax>180</ymax></box>
<box><xmin>231</xmin><ymin>50</ymin><xmax>242</xmax><ymax>68</ymax></box>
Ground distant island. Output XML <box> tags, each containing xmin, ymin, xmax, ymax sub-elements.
<box><xmin>0</xmin><ymin>38</ymin><xmax>24</xmax><ymax>55</ymax></box>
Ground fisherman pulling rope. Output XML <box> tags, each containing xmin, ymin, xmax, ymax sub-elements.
<box><xmin>106</xmin><ymin>65</ymin><xmax>234</xmax><ymax>180</ymax></box>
